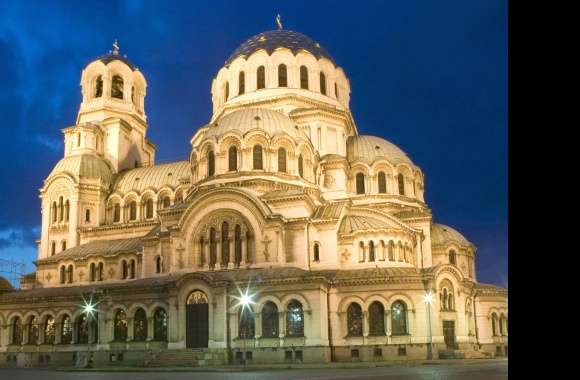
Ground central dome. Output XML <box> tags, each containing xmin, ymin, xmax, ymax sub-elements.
<box><xmin>225</xmin><ymin>29</ymin><xmax>336</xmax><ymax>66</ymax></box>
<box><xmin>205</xmin><ymin>108</ymin><xmax>305</xmax><ymax>140</ymax></box>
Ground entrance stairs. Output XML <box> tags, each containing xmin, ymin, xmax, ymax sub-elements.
<box><xmin>143</xmin><ymin>349</ymin><xmax>227</xmax><ymax>367</ymax></box>
<box><xmin>439</xmin><ymin>349</ymin><xmax>493</xmax><ymax>359</ymax></box>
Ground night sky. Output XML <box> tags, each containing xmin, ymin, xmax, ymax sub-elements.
<box><xmin>0</xmin><ymin>0</ymin><xmax>507</xmax><ymax>287</ymax></box>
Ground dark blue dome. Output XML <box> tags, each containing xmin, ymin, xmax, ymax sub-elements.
<box><xmin>96</xmin><ymin>52</ymin><xmax>137</xmax><ymax>71</ymax></box>
<box><xmin>225</xmin><ymin>29</ymin><xmax>336</xmax><ymax>66</ymax></box>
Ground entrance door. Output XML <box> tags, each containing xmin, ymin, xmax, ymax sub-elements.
<box><xmin>443</xmin><ymin>321</ymin><xmax>456</xmax><ymax>349</ymax></box>
<box><xmin>186</xmin><ymin>290</ymin><xmax>209</xmax><ymax>348</ymax></box>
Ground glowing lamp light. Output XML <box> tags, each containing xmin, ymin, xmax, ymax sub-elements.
<box><xmin>423</xmin><ymin>292</ymin><xmax>434</xmax><ymax>305</ymax></box>
<box><xmin>83</xmin><ymin>303</ymin><xmax>95</xmax><ymax>314</ymax></box>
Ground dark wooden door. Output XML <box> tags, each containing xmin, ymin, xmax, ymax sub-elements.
<box><xmin>186</xmin><ymin>303</ymin><xmax>209</xmax><ymax>348</ymax></box>
<box><xmin>443</xmin><ymin>321</ymin><xmax>456</xmax><ymax>349</ymax></box>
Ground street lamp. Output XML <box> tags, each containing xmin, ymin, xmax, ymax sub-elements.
<box><xmin>422</xmin><ymin>291</ymin><xmax>434</xmax><ymax>360</ymax></box>
<box><xmin>79</xmin><ymin>292</ymin><xmax>101</xmax><ymax>368</ymax></box>
<box><xmin>233</xmin><ymin>285</ymin><xmax>256</xmax><ymax>366</ymax></box>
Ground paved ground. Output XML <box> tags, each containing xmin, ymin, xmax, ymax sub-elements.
<box><xmin>0</xmin><ymin>361</ymin><xmax>507</xmax><ymax>380</ymax></box>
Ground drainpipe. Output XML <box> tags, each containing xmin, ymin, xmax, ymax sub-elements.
<box><xmin>326</xmin><ymin>281</ymin><xmax>334</xmax><ymax>362</ymax></box>
<box><xmin>225</xmin><ymin>283</ymin><xmax>232</xmax><ymax>363</ymax></box>
<box><xmin>306</xmin><ymin>219</ymin><xmax>312</xmax><ymax>270</ymax></box>
<box><xmin>473</xmin><ymin>290</ymin><xmax>480</xmax><ymax>349</ymax></box>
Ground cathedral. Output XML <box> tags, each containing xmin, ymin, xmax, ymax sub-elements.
<box><xmin>0</xmin><ymin>24</ymin><xmax>507</xmax><ymax>368</ymax></box>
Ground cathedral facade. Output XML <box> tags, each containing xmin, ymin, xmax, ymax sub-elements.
<box><xmin>0</xmin><ymin>27</ymin><xmax>507</xmax><ymax>368</ymax></box>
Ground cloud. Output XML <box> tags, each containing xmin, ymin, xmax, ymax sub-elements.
<box><xmin>0</xmin><ymin>227</ymin><xmax>40</xmax><ymax>251</ymax></box>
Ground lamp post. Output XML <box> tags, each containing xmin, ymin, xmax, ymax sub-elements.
<box><xmin>422</xmin><ymin>291</ymin><xmax>434</xmax><ymax>360</ymax></box>
<box><xmin>234</xmin><ymin>286</ymin><xmax>255</xmax><ymax>367</ymax></box>
<box><xmin>80</xmin><ymin>291</ymin><xmax>100</xmax><ymax>368</ymax></box>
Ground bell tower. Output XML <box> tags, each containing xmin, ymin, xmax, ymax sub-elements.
<box><xmin>76</xmin><ymin>40</ymin><xmax>156</xmax><ymax>173</ymax></box>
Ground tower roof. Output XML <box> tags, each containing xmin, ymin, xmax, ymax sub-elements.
<box><xmin>90</xmin><ymin>40</ymin><xmax>137</xmax><ymax>71</ymax></box>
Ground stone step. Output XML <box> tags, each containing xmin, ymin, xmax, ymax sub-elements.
<box><xmin>143</xmin><ymin>349</ymin><xmax>227</xmax><ymax>367</ymax></box>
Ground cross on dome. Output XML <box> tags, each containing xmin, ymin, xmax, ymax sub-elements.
<box><xmin>112</xmin><ymin>39</ymin><xmax>120</xmax><ymax>55</ymax></box>
<box><xmin>276</xmin><ymin>14</ymin><xmax>283</xmax><ymax>29</ymax></box>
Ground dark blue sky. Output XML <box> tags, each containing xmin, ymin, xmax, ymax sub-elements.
<box><xmin>0</xmin><ymin>0</ymin><xmax>507</xmax><ymax>287</ymax></box>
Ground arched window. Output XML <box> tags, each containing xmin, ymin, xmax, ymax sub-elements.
<box><xmin>114</xmin><ymin>310</ymin><xmax>128</xmax><ymax>341</ymax></box>
<box><xmin>368</xmin><ymin>241</ymin><xmax>375</xmax><ymax>261</ymax></box>
<box><xmin>298</xmin><ymin>154</ymin><xmax>304</xmax><ymax>178</ymax></box>
<box><xmin>388</xmin><ymin>241</ymin><xmax>395</xmax><ymax>261</ymax></box>
<box><xmin>253</xmin><ymin>145</ymin><xmax>263</xmax><ymax>170</ymax></box>
<box><xmin>162</xmin><ymin>196</ymin><xmax>170</xmax><ymax>209</ymax></box>
<box><xmin>491</xmin><ymin>313</ymin><xmax>498</xmax><ymax>336</ymax></box>
<box><xmin>277</xmin><ymin>147</ymin><xmax>287</xmax><ymax>173</ymax></box>
<box><xmin>85</xmin><ymin>209</ymin><xmax>91</xmax><ymax>223</ymax></box>
<box><xmin>335</xmin><ymin>82</ymin><xmax>339</xmax><ymax>99</ymax></box>
<box><xmin>238</xmin><ymin>71</ymin><xmax>245</xmax><ymax>95</ymax></box>
<box><xmin>175</xmin><ymin>190</ymin><xmax>183</xmax><ymax>203</ymax></box>
<box><xmin>98</xmin><ymin>262</ymin><xmax>103</xmax><ymax>281</ymax></box>
<box><xmin>76</xmin><ymin>314</ymin><xmax>89</xmax><ymax>344</ymax></box>
<box><xmin>61</xmin><ymin>240</ymin><xmax>67</xmax><ymax>252</ymax></box>
<box><xmin>111</xmin><ymin>75</ymin><xmax>124</xmax><ymax>99</ymax></box>
<box><xmin>113</xmin><ymin>203</ymin><xmax>121</xmax><ymax>223</ymax></box>
<box><xmin>228</xmin><ymin>146</ymin><xmax>237</xmax><ymax>171</ymax></box>
<box><xmin>52</xmin><ymin>201</ymin><xmax>57</xmax><ymax>223</ymax></box>
<box><xmin>95</xmin><ymin>75</ymin><xmax>103</xmax><ymax>98</ymax></box>
<box><xmin>221</xmin><ymin>222</ymin><xmax>229</xmax><ymax>266</ymax></box>
<box><xmin>286</xmin><ymin>300</ymin><xmax>304</xmax><ymax>337</ymax></box>
<box><xmin>65</xmin><ymin>200</ymin><xmax>70</xmax><ymax>221</ymax></box>
<box><xmin>397</xmin><ymin>173</ymin><xmax>405</xmax><ymax>195</ymax></box>
<box><xmin>66</xmin><ymin>265</ymin><xmax>73</xmax><ymax>283</ymax></box>
<box><xmin>131</xmin><ymin>86</ymin><xmax>135</xmax><ymax>104</ymax></box>
<box><xmin>378</xmin><ymin>172</ymin><xmax>387</xmax><ymax>193</ymax></box>
<box><xmin>129</xmin><ymin>201</ymin><xmax>137</xmax><ymax>221</ymax></box>
<box><xmin>500</xmin><ymin>314</ymin><xmax>507</xmax><ymax>335</ymax></box>
<box><xmin>89</xmin><ymin>263</ymin><xmax>96</xmax><ymax>282</ymax></box>
<box><xmin>356</xmin><ymin>173</ymin><xmax>365</xmax><ymax>194</ymax></box>
<box><xmin>153</xmin><ymin>308</ymin><xmax>168</xmax><ymax>341</ymax></box>
<box><xmin>391</xmin><ymin>301</ymin><xmax>408</xmax><ymax>335</ymax></box>
<box><xmin>300</xmin><ymin>66</ymin><xmax>309</xmax><ymax>89</ymax></box>
<box><xmin>155</xmin><ymin>255</ymin><xmax>162</xmax><ymax>273</ymax></box>
<box><xmin>347</xmin><ymin>303</ymin><xmax>363</xmax><ymax>336</ymax></box>
<box><xmin>61</xmin><ymin>315</ymin><xmax>72</xmax><ymax>344</ymax></box>
<box><xmin>261</xmin><ymin>302</ymin><xmax>279</xmax><ymax>338</ymax></box>
<box><xmin>134</xmin><ymin>308</ymin><xmax>147</xmax><ymax>341</ymax></box>
<box><xmin>449</xmin><ymin>250</ymin><xmax>457</xmax><ymax>265</ymax></box>
<box><xmin>122</xmin><ymin>260</ymin><xmax>128</xmax><ymax>279</ymax></box>
<box><xmin>44</xmin><ymin>316</ymin><xmax>55</xmax><ymax>344</ymax></box>
<box><xmin>12</xmin><ymin>317</ymin><xmax>22</xmax><ymax>345</ymax></box>
<box><xmin>238</xmin><ymin>305</ymin><xmax>255</xmax><ymax>339</ymax></box>
<box><xmin>145</xmin><ymin>199</ymin><xmax>154</xmax><ymax>219</ymax></box>
<box><xmin>209</xmin><ymin>227</ymin><xmax>217</xmax><ymax>268</ymax></box>
<box><xmin>58</xmin><ymin>196</ymin><xmax>64</xmax><ymax>221</ymax></box>
<box><xmin>51</xmin><ymin>241</ymin><xmax>56</xmax><ymax>256</ymax></box>
<box><xmin>60</xmin><ymin>265</ymin><xmax>66</xmax><ymax>284</ymax></box>
<box><xmin>235</xmin><ymin>224</ymin><xmax>242</xmax><ymax>267</ymax></box>
<box><xmin>129</xmin><ymin>259</ymin><xmax>136</xmax><ymax>279</ymax></box>
<box><xmin>319</xmin><ymin>72</ymin><xmax>327</xmax><ymax>95</ymax></box>
<box><xmin>257</xmin><ymin>66</ymin><xmax>265</xmax><ymax>89</ymax></box>
<box><xmin>313</xmin><ymin>243</ymin><xmax>320</xmax><ymax>262</ymax></box>
<box><xmin>207</xmin><ymin>150</ymin><xmax>215</xmax><ymax>177</ymax></box>
<box><xmin>278</xmin><ymin>64</ymin><xmax>287</xmax><ymax>87</ymax></box>
<box><xmin>224</xmin><ymin>81</ymin><xmax>229</xmax><ymax>101</ymax></box>
<box><xmin>369</xmin><ymin>302</ymin><xmax>385</xmax><ymax>336</ymax></box>
<box><xmin>27</xmin><ymin>316</ymin><xmax>39</xmax><ymax>344</ymax></box>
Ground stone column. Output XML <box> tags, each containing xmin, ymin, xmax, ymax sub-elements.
<box><xmin>228</xmin><ymin>238</ymin><xmax>235</xmax><ymax>269</ymax></box>
<box><xmin>127</xmin><ymin>317</ymin><xmax>134</xmax><ymax>341</ymax></box>
<box><xmin>147</xmin><ymin>317</ymin><xmax>154</xmax><ymax>341</ymax></box>
<box><xmin>68</xmin><ymin>199</ymin><xmax>79</xmax><ymax>248</ymax></box>
<box><xmin>204</xmin><ymin>238</ymin><xmax>210</xmax><ymax>270</ymax></box>
<box><xmin>216</xmin><ymin>231</ymin><xmax>223</xmax><ymax>269</ymax></box>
